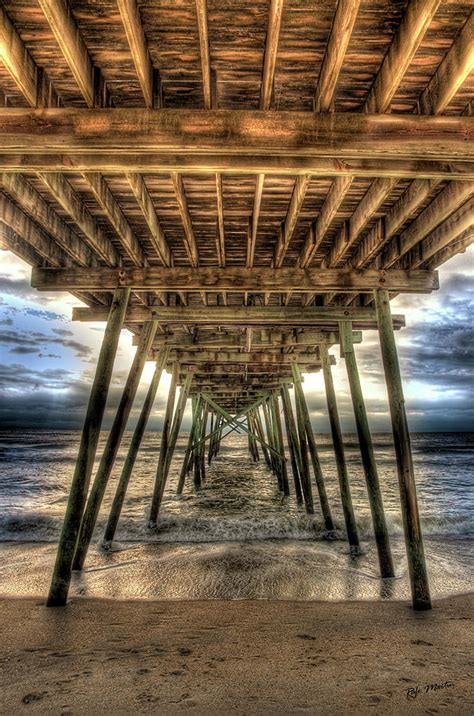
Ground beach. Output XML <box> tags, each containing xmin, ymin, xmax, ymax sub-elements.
<box><xmin>1</xmin><ymin>594</ymin><xmax>472</xmax><ymax>715</ymax></box>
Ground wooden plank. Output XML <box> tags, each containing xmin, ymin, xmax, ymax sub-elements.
<box><xmin>247</xmin><ymin>173</ymin><xmax>265</xmax><ymax>267</ymax></box>
<box><xmin>126</xmin><ymin>173</ymin><xmax>171</xmax><ymax>266</ymax></box>
<box><xmin>82</xmin><ymin>172</ymin><xmax>145</xmax><ymax>265</ymax></box>
<box><xmin>37</xmin><ymin>0</ymin><xmax>94</xmax><ymax>108</ymax></box>
<box><xmin>365</xmin><ymin>0</ymin><xmax>441</xmax><ymax>112</ymax></box>
<box><xmin>418</xmin><ymin>12</ymin><xmax>474</xmax><ymax>115</ymax></box>
<box><xmin>36</xmin><ymin>172</ymin><xmax>119</xmax><ymax>266</ymax></box>
<box><xmin>168</xmin><ymin>352</ymin><xmax>324</xmax><ymax>366</ymax></box>
<box><xmin>260</xmin><ymin>0</ymin><xmax>284</xmax><ymax>110</ymax></box>
<box><xmin>32</xmin><ymin>266</ymin><xmax>439</xmax><ymax>294</ymax></box>
<box><xmin>423</xmin><ymin>228</ymin><xmax>473</xmax><ymax>269</ymax></box>
<box><xmin>71</xmin><ymin>304</ymin><xmax>406</xmax><ymax>327</ymax></box>
<box><xmin>274</xmin><ymin>175</ymin><xmax>311</xmax><ymax>267</ymax></box>
<box><xmin>315</xmin><ymin>0</ymin><xmax>362</xmax><ymax>112</ymax></box>
<box><xmin>1</xmin><ymin>110</ymin><xmax>470</xmax><ymax>162</ymax></box>
<box><xmin>137</xmin><ymin>330</ymin><xmax>362</xmax><ymax>349</ymax></box>
<box><xmin>116</xmin><ymin>0</ymin><xmax>154</xmax><ymax>108</ymax></box>
<box><xmin>411</xmin><ymin>198</ymin><xmax>474</xmax><ymax>268</ymax></box>
<box><xmin>383</xmin><ymin>181</ymin><xmax>474</xmax><ymax>267</ymax></box>
<box><xmin>195</xmin><ymin>0</ymin><xmax>212</xmax><ymax>109</ymax></box>
<box><xmin>171</xmin><ymin>173</ymin><xmax>199</xmax><ymax>267</ymax></box>
<box><xmin>0</xmin><ymin>8</ymin><xmax>37</xmax><ymax>107</ymax></box>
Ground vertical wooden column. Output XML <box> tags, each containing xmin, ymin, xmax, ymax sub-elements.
<box><xmin>375</xmin><ymin>290</ymin><xmax>431</xmax><ymax>610</ymax></box>
<box><xmin>195</xmin><ymin>401</ymin><xmax>209</xmax><ymax>489</ymax></box>
<box><xmin>321</xmin><ymin>347</ymin><xmax>360</xmax><ymax>551</ymax></box>
<box><xmin>280</xmin><ymin>384</ymin><xmax>303</xmax><ymax>505</ymax></box>
<box><xmin>291</xmin><ymin>362</ymin><xmax>335</xmax><ymax>530</ymax></box>
<box><xmin>47</xmin><ymin>287</ymin><xmax>130</xmax><ymax>607</ymax></box>
<box><xmin>149</xmin><ymin>362</ymin><xmax>179</xmax><ymax>525</ymax></box>
<box><xmin>271</xmin><ymin>391</ymin><xmax>290</xmax><ymax>495</ymax></box>
<box><xmin>291</xmin><ymin>373</ymin><xmax>315</xmax><ymax>515</ymax></box>
<box><xmin>253</xmin><ymin>409</ymin><xmax>271</xmax><ymax>469</ymax></box>
<box><xmin>261</xmin><ymin>399</ymin><xmax>277</xmax><ymax>476</ymax></box>
<box><xmin>339</xmin><ymin>321</ymin><xmax>394</xmax><ymax>577</ymax></box>
<box><xmin>73</xmin><ymin>320</ymin><xmax>159</xmax><ymax>570</ymax></box>
<box><xmin>177</xmin><ymin>394</ymin><xmax>201</xmax><ymax>494</ymax></box>
<box><xmin>103</xmin><ymin>350</ymin><xmax>168</xmax><ymax>545</ymax></box>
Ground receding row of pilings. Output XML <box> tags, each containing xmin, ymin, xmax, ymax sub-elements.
<box><xmin>47</xmin><ymin>288</ymin><xmax>431</xmax><ymax>611</ymax></box>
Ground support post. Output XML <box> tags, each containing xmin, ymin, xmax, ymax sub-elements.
<box><xmin>291</xmin><ymin>377</ymin><xmax>315</xmax><ymax>515</ymax></box>
<box><xmin>291</xmin><ymin>362</ymin><xmax>335</xmax><ymax>530</ymax></box>
<box><xmin>280</xmin><ymin>384</ymin><xmax>303</xmax><ymax>505</ymax></box>
<box><xmin>47</xmin><ymin>287</ymin><xmax>130</xmax><ymax>606</ymax></box>
<box><xmin>321</xmin><ymin>347</ymin><xmax>360</xmax><ymax>550</ymax></box>
<box><xmin>149</xmin><ymin>362</ymin><xmax>179</xmax><ymax>525</ymax></box>
<box><xmin>73</xmin><ymin>320</ymin><xmax>159</xmax><ymax>570</ymax></box>
<box><xmin>103</xmin><ymin>350</ymin><xmax>168</xmax><ymax>544</ymax></box>
<box><xmin>271</xmin><ymin>391</ymin><xmax>290</xmax><ymax>495</ymax></box>
<box><xmin>177</xmin><ymin>394</ymin><xmax>202</xmax><ymax>494</ymax></box>
<box><xmin>340</xmin><ymin>321</ymin><xmax>395</xmax><ymax>577</ymax></box>
<box><xmin>374</xmin><ymin>290</ymin><xmax>431</xmax><ymax>610</ymax></box>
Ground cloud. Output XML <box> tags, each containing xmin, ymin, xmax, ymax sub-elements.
<box><xmin>0</xmin><ymin>327</ymin><xmax>93</xmax><ymax>359</ymax></box>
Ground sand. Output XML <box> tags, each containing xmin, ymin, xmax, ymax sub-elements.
<box><xmin>0</xmin><ymin>594</ymin><xmax>472</xmax><ymax>715</ymax></box>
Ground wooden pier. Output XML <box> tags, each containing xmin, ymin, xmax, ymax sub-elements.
<box><xmin>0</xmin><ymin>0</ymin><xmax>472</xmax><ymax>610</ymax></box>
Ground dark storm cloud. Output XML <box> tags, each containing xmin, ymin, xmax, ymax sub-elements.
<box><xmin>0</xmin><ymin>327</ymin><xmax>93</xmax><ymax>359</ymax></box>
<box><xmin>9</xmin><ymin>346</ymin><xmax>39</xmax><ymax>355</ymax></box>
<box><xmin>0</xmin><ymin>318</ymin><xmax>13</xmax><ymax>326</ymax></box>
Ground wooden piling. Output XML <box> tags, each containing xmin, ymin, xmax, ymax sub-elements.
<box><xmin>321</xmin><ymin>347</ymin><xmax>360</xmax><ymax>550</ymax></box>
<box><xmin>73</xmin><ymin>320</ymin><xmax>159</xmax><ymax>570</ymax></box>
<box><xmin>291</xmin><ymin>362</ymin><xmax>335</xmax><ymax>531</ymax></box>
<box><xmin>339</xmin><ymin>320</ymin><xmax>395</xmax><ymax>577</ymax></box>
<box><xmin>103</xmin><ymin>350</ymin><xmax>168</xmax><ymax>544</ymax></box>
<box><xmin>149</xmin><ymin>362</ymin><xmax>179</xmax><ymax>525</ymax></box>
<box><xmin>253</xmin><ymin>409</ymin><xmax>271</xmax><ymax>469</ymax></box>
<box><xmin>280</xmin><ymin>384</ymin><xmax>304</xmax><ymax>505</ymax></box>
<box><xmin>271</xmin><ymin>391</ymin><xmax>290</xmax><ymax>495</ymax></box>
<box><xmin>291</xmin><ymin>378</ymin><xmax>315</xmax><ymax>515</ymax></box>
<box><xmin>177</xmin><ymin>394</ymin><xmax>202</xmax><ymax>494</ymax></box>
<box><xmin>47</xmin><ymin>287</ymin><xmax>131</xmax><ymax>607</ymax></box>
<box><xmin>374</xmin><ymin>290</ymin><xmax>431</xmax><ymax>610</ymax></box>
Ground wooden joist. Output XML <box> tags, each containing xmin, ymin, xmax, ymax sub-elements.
<box><xmin>195</xmin><ymin>0</ymin><xmax>212</xmax><ymax>110</ymax></box>
<box><xmin>37</xmin><ymin>0</ymin><xmax>95</xmax><ymax>108</ymax></box>
<box><xmin>71</xmin><ymin>304</ymin><xmax>406</xmax><ymax>327</ymax></box>
<box><xmin>0</xmin><ymin>8</ymin><xmax>37</xmax><ymax>107</ymax></box>
<box><xmin>117</xmin><ymin>0</ymin><xmax>154</xmax><ymax>109</ymax></box>
<box><xmin>126</xmin><ymin>173</ymin><xmax>172</xmax><ymax>266</ymax></box>
<box><xmin>215</xmin><ymin>173</ymin><xmax>226</xmax><ymax>267</ymax></box>
<box><xmin>364</xmin><ymin>0</ymin><xmax>441</xmax><ymax>113</ymax></box>
<box><xmin>274</xmin><ymin>175</ymin><xmax>311</xmax><ymax>268</ymax></box>
<box><xmin>409</xmin><ymin>198</ymin><xmax>474</xmax><ymax>269</ymax></box>
<box><xmin>32</xmin><ymin>266</ymin><xmax>439</xmax><ymax>294</ymax></box>
<box><xmin>314</xmin><ymin>0</ymin><xmax>361</xmax><ymax>112</ymax></box>
<box><xmin>171</xmin><ymin>173</ymin><xmax>199</xmax><ymax>267</ymax></box>
<box><xmin>0</xmin><ymin>110</ymin><xmax>470</xmax><ymax>163</ymax></box>
<box><xmin>260</xmin><ymin>0</ymin><xmax>284</xmax><ymax>110</ymax></box>
<box><xmin>134</xmin><ymin>330</ymin><xmax>362</xmax><ymax>349</ymax></box>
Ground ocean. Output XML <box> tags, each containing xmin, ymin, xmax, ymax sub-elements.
<box><xmin>0</xmin><ymin>430</ymin><xmax>472</xmax><ymax>601</ymax></box>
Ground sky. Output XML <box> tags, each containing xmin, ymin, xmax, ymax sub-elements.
<box><xmin>0</xmin><ymin>246</ymin><xmax>473</xmax><ymax>433</ymax></box>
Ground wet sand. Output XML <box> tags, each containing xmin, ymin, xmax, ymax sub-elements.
<box><xmin>0</xmin><ymin>594</ymin><xmax>472</xmax><ymax>715</ymax></box>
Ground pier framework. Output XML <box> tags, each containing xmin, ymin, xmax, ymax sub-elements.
<box><xmin>0</xmin><ymin>0</ymin><xmax>472</xmax><ymax>610</ymax></box>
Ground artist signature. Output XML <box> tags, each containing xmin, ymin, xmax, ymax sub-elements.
<box><xmin>406</xmin><ymin>681</ymin><xmax>454</xmax><ymax>700</ymax></box>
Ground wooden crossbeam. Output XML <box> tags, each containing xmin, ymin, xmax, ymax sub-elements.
<box><xmin>126</xmin><ymin>173</ymin><xmax>172</xmax><ymax>266</ymax></box>
<box><xmin>71</xmin><ymin>304</ymin><xmax>406</xmax><ymax>327</ymax></box>
<box><xmin>166</xmin><ymin>352</ymin><xmax>323</xmax><ymax>365</ymax></box>
<box><xmin>37</xmin><ymin>0</ymin><xmax>95</xmax><ymax>108</ymax></box>
<box><xmin>260</xmin><ymin>0</ymin><xmax>284</xmax><ymax>110</ymax></box>
<box><xmin>247</xmin><ymin>174</ymin><xmax>265</xmax><ymax>268</ymax></box>
<box><xmin>274</xmin><ymin>175</ymin><xmax>311</xmax><ymax>267</ymax></box>
<box><xmin>0</xmin><ymin>8</ymin><xmax>37</xmax><ymax>107</ymax></box>
<box><xmin>418</xmin><ymin>12</ymin><xmax>474</xmax><ymax>115</ymax></box>
<box><xmin>32</xmin><ymin>266</ymin><xmax>439</xmax><ymax>294</ymax></box>
<box><xmin>364</xmin><ymin>0</ymin><xmax>441</xmax><ymax>113</ymax></box>
<box><xmin>314</xmin><ymin>0</ymin><xmax>361</xmax><ymax>112</ymax></box>
<box><xmin>171</xmin><ymin>173</ymin><xmax>199</xmax><ymax>267</ymax></box>
<box><xmin>409</xmin><ymin>198</ymin><xmax>474</xmax><ymax>269</ymax></box>
<box><xmin>195</xmin><ymin>0</ymin><xmax>212</xmax><ymax>110</ymax></box>
<box><xmin>117</xmin><ymin>0</ymin><xmax>154</xmax><ymax>108</ymax></box>
<box><xmin>134</xmin><ymin>330</ymin><xmax>362</xmax><ymax>349</ymax></box>
<box><xmin>0</xmin><ymin>110</ymin><xmax>470</xmax><ymax>163</ymax></box>
<box><xmin>215</xmin><ymin>173</ymin><xmax>226</xmax><ymax>267</ymax></box>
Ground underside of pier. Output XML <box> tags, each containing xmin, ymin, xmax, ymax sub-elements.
<box><xmin>0</xmin><ymin>0</ymin><xmax>472</xmax><ymax>610</ymax></box>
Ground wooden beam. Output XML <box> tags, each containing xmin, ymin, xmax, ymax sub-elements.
<box><xmin>171</xmin><ymin>173</ymin><xmax>199</xmax><ymax>267</ymax></box>
<box><xmin>314</xmin><ymin>0</ymin><xmax>361</xmax><ymax>112</ymax></box>
<box><xmin>82</xmin><ymin>172</ymin><xmax>145</xmax><ymax>265</ymax></box>
<box><xmin>166</xmin><ymin>352</ymin><xmax>323</xmax><ymax>366</ymax></box>
<box><xmin>37</xmin><ymin>0</ymin><xmax>94</xmax><ymax>108</ymax></box>
<box><xmin>116</xmin><ymin>0</ymin><xmax>154</xmax><ymax>108</ymax></box>
<box><xmin>137</xmin><ymin>330</ymin><xmax>362</xmax><ymax>349</ymax></box>
<box><xmin>1</xmin><ymin>110</ymin><xmax>470</xmax><ymax>162</ymax></box>
<box><xmin>409</xmin><ymin>198</ymin><xmax>474</xmax><ymax>268</ymax></box>
<box><xmin>215</xmin><ymin>173</ymin><xmax>226</xmax><ymax>267</ymax></box>
<box><xmin>72</xmin><ymin>304</ymin><xmax>406</xmax><ymax>327</ymax></box>
<box><xmin>364</xmin><ymin>0</ymin><xmax>441</xmax><ymax>112</ymax></box>
<box><xmin>247</xmin><ymin>173</ymin><xmax>265</xmax><ymax>268</ymax></box>
<box><xmin>126</xmin><ymin>173</ymin><xmax>172</xmax><ymax>266</ymax></box>
<box><xmin>382</xmin><ymin>181</ymin><xmax>474</xmax><ymax>267</ymax></box>
<box><xmin>0</xmin><ymin>8</ymin><xmax>37</xmax><ymax>107</ymax></box>
<box><xmin>423</xmin><ymin>227</ymin><xmax>473</xmax><ymax>269</ymax></box>
<box><xmin>274</xmin><ymin>175</ymin><xmax>311</xmax><ymax>267</ymax></box>
<box><xmin>195</xmin><ymin>0</ymin><xmax>212</xmax><ymax>109</ymax></box>
<box><xmin>260</xmin><ymin>0</ymin><xmax>284</xmax><ymax>110</ymax></box>
<box><xmin>32</xmin><ymin>266</ymin><xmax>439</xmax><ymax>294</ymax></box>
<box><xmin>418</xmin><ymin>12</ymin><xmax>474</xmax><ymax>115</ymax></box>
<box><xmin>36</xmin><ymin>172</ymin><xmax>119</xmax><ymax>266</ymax></box>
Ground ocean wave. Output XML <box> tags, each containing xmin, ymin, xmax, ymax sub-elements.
<box><xmin>0</xmin><ymin>510</ymin><xmax>472</xmax><ymax>544</ymax></box>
